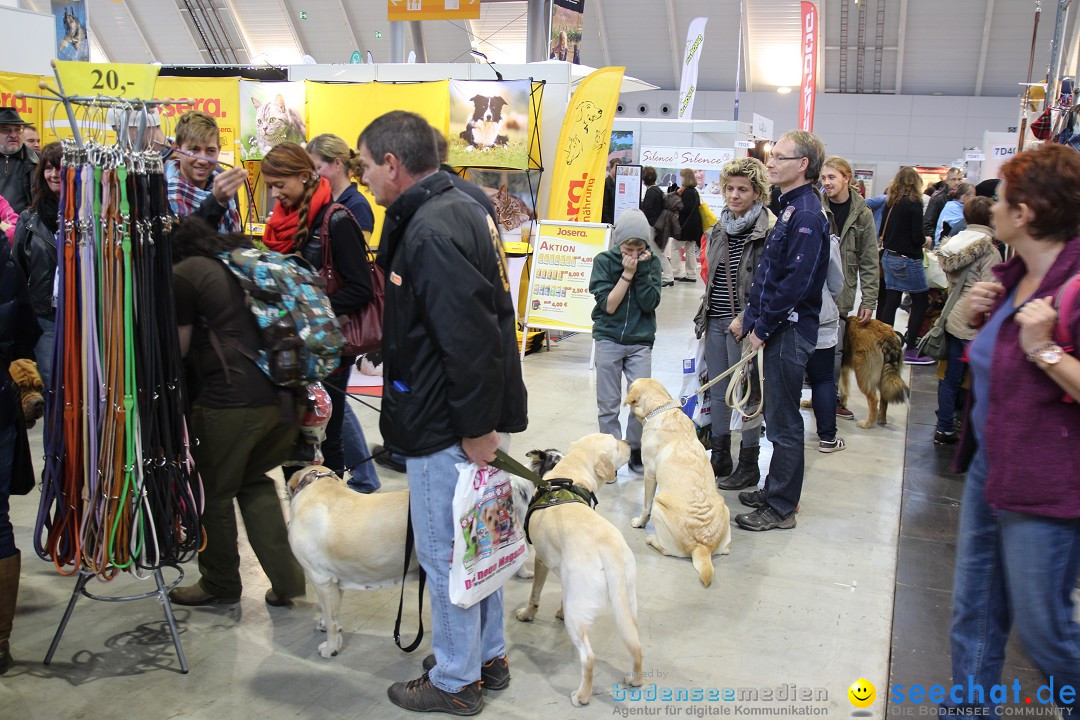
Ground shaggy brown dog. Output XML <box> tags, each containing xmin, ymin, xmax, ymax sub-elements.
<box><xmin>8</xmin><ymin>360</ymin><xmax>44</xmax><ymax>427</ymax></box>
<box><xmin>839</xmin><ymin>317</ymin><xmax>910</xmax><ymax>429</ymax></box>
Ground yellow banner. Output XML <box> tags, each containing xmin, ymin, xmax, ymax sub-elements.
<box><xmin>54</xmin><ymin>61</ymin><xmax>160</xmax><ymax>101</ymax></box>
<box><xmin>546</xmin><ymin>66</ymin><xmax>624</xmax><ymax>223</ymax></box>
<box><xmin>0</xmin><ymin>72</ymin><xmax>43</xmax><ymax>140</ymax></box>
<box><xmin>305</xmin><ymin>80</ymin><xmax>450</xmax><ymax>244</ymax></box>
<box><xmin>523</xmin><ymin>220</ymin><xmax>610</xmax><ymax>332</ymax></box>
<box><xmin>387</xmin><ymin>0</ymin><xmax>479</xmax><ymax>21</ymax></box>
<box><xmin>154</xmin><ymin>76</ymin><xmax>241</xmax><ymax>157</ymax></box>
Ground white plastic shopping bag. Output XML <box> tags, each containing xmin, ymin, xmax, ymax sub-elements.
<box><xmin>679</xmin><ymin>337</ymin><xmax>712</xmax><ymax>448</ymax></box>
<box><xmin>449</xmin><ymin>462</ymin><xmax>527</xmax><ymax>608</ymax></box>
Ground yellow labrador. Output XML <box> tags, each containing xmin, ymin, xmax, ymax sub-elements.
<box><xmin>624</xmin><ymin>378</ymin><xmax>732</xmax><ymax>587</ymax></box>
<box><xmin>286</xmin><ymin>466</ymin><xmax>417</xmax><ymax>659</ymax></box>
<box><xmin>511</xmin><ymin>433</ymin><xmax>643</xmax><ymax>707</ymax></box>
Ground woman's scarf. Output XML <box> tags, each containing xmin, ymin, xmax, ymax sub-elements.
<box><xmin>262</xmin><ymin>177</ymin><xmax>332</xmax><ymax>254</ymax></box>
<box><xmin>720</xmin><ymin>202</ymin><xmax>763</xmax><ymax>238</ymax></box>
<box><xmin>39</xmin><ymin>192</ymin><xmax>59</xmax><ymax>236</ymax></box>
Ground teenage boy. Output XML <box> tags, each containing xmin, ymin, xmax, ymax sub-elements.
<box><xmin>166</xmin><ymin>110</ymin><xmax>246</xmax><ymax>232</ymax></box>
<box><xmin>590</xmin><ymin>208</ymin><xmax>663</xmax><ymax>474</ymax></box>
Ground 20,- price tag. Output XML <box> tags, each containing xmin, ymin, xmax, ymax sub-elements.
<box><xmin>54</xmin><ymin>61</ymin><xmax>160</xmax><ymax>100</ymax></box>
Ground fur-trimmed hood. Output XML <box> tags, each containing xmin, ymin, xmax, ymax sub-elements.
<box><xmin>938</xmin><ymin>225</ymin><xmax>996</xmax><ymax>273</ymax></box>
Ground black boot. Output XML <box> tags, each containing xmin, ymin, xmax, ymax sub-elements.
<box><xmin>717</xmin><ymin>446</ymin><xmax>760</xmax><ymax>490</ymax></box>
<box><xmin>710</xmin><ymin>435</ymin><xmax>732</xmax><ymax>478</ymax></box>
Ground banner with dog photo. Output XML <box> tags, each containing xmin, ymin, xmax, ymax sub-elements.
<box><xmin>239</xmin><ymin>81</ymin><xmax>307</xmax><ymax>161</ymax></box>
<box><xmin>52</xmin><ymin>0</ymin><xmax>89</xmax><ymax>62</ymax></box>
<box><xmin>447</xmin><ymin>79</ymin><xmax>531</xmax><ymax>170</ymax></box>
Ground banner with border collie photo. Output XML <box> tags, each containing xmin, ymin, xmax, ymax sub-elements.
<box><xmin>447</xmin><ymin>79</ymin><xmax>531</xmax><ymax>170</ymax></box>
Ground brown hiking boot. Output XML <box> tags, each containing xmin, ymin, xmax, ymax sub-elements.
<box><xmin>387</xmin><ymin>672</ymin><xmax>483</xmax><ymax>715</ymax></box>
<box><xmin>422</xmin><ymin>654</ymin><xmax>511</xmax><ymax>691</ymax></box>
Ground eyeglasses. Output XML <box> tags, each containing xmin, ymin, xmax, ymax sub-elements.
<box><xmin>770</xmin><ymin>156</ymin><xmax>804</xmax><ymax>162</ymax></box>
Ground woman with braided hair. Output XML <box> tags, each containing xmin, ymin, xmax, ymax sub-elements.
<box><xmin>261</xmin><ymin>142</ymin><xmax>374</xmax><ymax>480</ymax></box>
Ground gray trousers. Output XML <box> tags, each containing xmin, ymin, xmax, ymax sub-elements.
<box><xmin>705</xmin><ymin>315</ymin><xmax>761</xmax><ymax>448</ymax></box>
<box><xmin>650</xmin><ymin>228</ymin><xmax>674</xmax><ymax>283</ymax></box>
<box><xmin>595</xmin><ymin>339</ymin><xmax>652</xmax><ymax>449</ymax></box>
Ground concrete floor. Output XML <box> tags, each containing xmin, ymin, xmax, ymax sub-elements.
<box><xmin>1</xmin><ymin>279</ymin><xmax>909</xmax><ymax>719</ymax></box>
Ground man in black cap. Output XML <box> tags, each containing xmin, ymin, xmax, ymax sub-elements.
<box><xmin>0</xmin><ymin>108</ymin><xmax>38</xmax><ymax>216</ymax></box>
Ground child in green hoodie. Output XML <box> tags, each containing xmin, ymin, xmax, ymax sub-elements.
<box><xmin>589</xmin><ymin>208</ymin><xmax>663</xmax><ymax>473</ymax></box>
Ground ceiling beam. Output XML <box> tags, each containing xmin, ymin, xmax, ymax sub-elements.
<box><xmin>974</xmin><ymin>0</ymin><xmax>996</xmax><ymax>96</ymax></box>
<box><xmin>220</xmin><ymin>0</ymin><xmax>255</xmax><ymax>60</ymax></box>
<box><xmin>274</xmin><ymin>0</ymin><xmax>307</xmax><ymax>59</ymax></box>
<box><xmin>665</xmin><ymin>0</ymin><xmax>679</xmax><ymax>88</ymax></box>
<box><xmin>593</xmin><ymin>0</ymin><xmax>612</xmax><ymax>68</ymax></box>
<box><xmin>118</xmin><ymin>0</ymin><xmax>158</xmax><ymax>63</ymax></box>
<box><xmin>175</xmin><ymin>1</ymin><xmax>216</xmax><ymax>64</ymax></box>
<box><xmin>335</xmin><ymin>0</ymin><xmax>363</xmax><ymax>58</ymax></box>
<box><xmin>741</xmin><ymin>0</ymin><xmax>753</xmax><ymax>93</ymax></box>
<box><xmin>895</xmin><ymin>0</ymin><xmax>909</xmax><ymax>94</ymax></box>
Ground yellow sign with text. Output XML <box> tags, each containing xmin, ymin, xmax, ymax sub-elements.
<box><xmin>523</xmin><ymin>220</ymin><xmax>609</xmax><ymax>334</ymax></box>
<box><xmin>387</xmin><ymin>0</ymin><xmax>479</xmax><ymax>21</ymax></box>
<box><xmin>153</xmin><ymin>76</ymin><xmax>241</xmax><ymax>156</ymax></box>
<box><xmin>54</xmin><ymin>61</ymin><xmax>160</xmax><ymax>100</ymax></box>
<box><xmin>0</xmin><ymin>72</ymin><xmax>43</xmax><ymax>136</ymax></box>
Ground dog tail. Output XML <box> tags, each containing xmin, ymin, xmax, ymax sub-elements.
<box><xmin>880</xmin><ymin>335</ymin><xmax>910</xmax><ymax>405</ymax></box>
<box><xmin>691</xmin><ymin>544</ymin><xmax>714</xmax><ymax>588</ymax></box>
<box><xmin>604</xmin><ymin>545</ymin><xmax>643</xmax><ymax>666</ymax></box>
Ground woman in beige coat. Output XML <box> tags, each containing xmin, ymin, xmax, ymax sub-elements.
<box><xmin>933</xmin><ymin>197</ymin><xmax>1001</xmax><ymax>445</ymax></box>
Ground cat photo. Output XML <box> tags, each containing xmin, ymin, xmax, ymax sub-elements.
<box><xmin>239</xmin><ymin>82</ymin><xmax>307</xmax><ymax>160</ymax></box>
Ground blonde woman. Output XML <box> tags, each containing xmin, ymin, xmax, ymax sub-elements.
<box><xmin>694</xmin><ymin>157</ymin><xmax>771</xmax><ymax>488</ymax></box>
<box><xmin>307</xmin><ymin>133</ymin><xmax>374</xmax><ymax>240</ymax></box>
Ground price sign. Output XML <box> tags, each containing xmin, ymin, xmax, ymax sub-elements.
<box><xmin>54</xmin><ymin>61</ymin><xmax>160</xmax><ymax>100</ymax></box>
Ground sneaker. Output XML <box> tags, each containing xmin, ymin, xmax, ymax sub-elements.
<box><xmin>676</xmin><ymin>277</ymin><xmax>697</xmax><ymax>283</ymax></box>
<box><xmin>387</xmin><ymin>673</ymin><xmax>484</xmax><ymax>716</ymax></box>
<box><xmin>372</xmin><ymin>444</ymin><xmax>407</xmax><ymax>473</ymax></box>
<box><xmin>934</xmin><ymin>430</ymin><xmax>959</xmax><ymax>445</ymax></box>
<box><xmin>903</xmin><ymin>348</ymin><xmax>935</xmax><ymax>365</ymax></box>
<box><xmin>737</xmin><ymin>488</ymin><xmax>766</xmax><ymax>508</ymax></box>
<box><xmin>628</xmin><ymin>449</ymin><xmax>644</xmax><ymax>474</ymax></box>
<box><xmin>661</xmin><ymin>280</ymin><xmax>675</xmax><ymax>288</ymax></box>
<box><xmin>168</xmin><ymin>583</ymin><xmax>240</xmax><ymax>607</ymax></box>
<box><xmin>818</xmin><ymin>437</ymin><xmax>846</xmax><ymax>453</ymax></box>
<box><xmin>836</xmin><ymin>403</ymin><xmax>855</xmax><ymax>420</ymax></box>
<box><xmin>735</xmin><ymin>505</ymin><xmax>797</xmax><ymax>531</ymax></box>
<box><xmin>423</xmin><ymin>654</ymin><xmax>511</xmax><ymax>691</ymax></box>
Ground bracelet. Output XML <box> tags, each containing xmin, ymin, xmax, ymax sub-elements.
<box><xmin>620</xmin><ymin>275</ymin><xmax>633</xmax><ymax>283</ymax></box>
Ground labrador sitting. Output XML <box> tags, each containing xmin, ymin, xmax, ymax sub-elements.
<box><xmin>287</xmin><ymin>466</ymin><xmax>417</xmax><ymax>659</ymax></box>
<box><xmin>511</xmin><ymin>433</ymin><xmax>643</xmax><ymax>707</ymax></box>
<box><xmin>624</xmin><ymin>378</ymin><xmax>732</xmax><ymax>587</ymax></box>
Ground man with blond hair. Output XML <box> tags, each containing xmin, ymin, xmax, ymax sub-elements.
<box><xmin>166</xmin><ymin>110</ymin><xmax>246</xmax><ymax>232</ymax></box>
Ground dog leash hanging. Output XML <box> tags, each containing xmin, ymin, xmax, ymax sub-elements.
<box><xmin>691</xmin><ymin>345</ymin><xmax>765</xmax><ymax>422</ymax></box>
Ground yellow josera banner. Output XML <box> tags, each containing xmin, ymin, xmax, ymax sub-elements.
<box><xmin>546</xmin><ymin>66</ymin><xmax>624</xmax><ymax>223</ymax></box>
<box><xmin>153</xmin><ymin>76</ymin><xmax>241</xmax><ymax>158</ymax></box>
<box><xmin>0</xmin><ymin>72</ymin><xmax>44</xmax><ymax>141</ymax></box>
<box><xmin>525</xmin><ymin>220</ymin><xmax>609</xmax><ymax>331</ymax></box>
<box><xmin>305</xmin><ymin>80</ymin><xmax>450</xmax><ymax>244</ymax></box>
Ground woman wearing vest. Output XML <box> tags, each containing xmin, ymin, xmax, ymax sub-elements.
<box><xmin>261</xmin><ymin>143</ymin><xmax>375</xmax><ymax>484</ymax></box>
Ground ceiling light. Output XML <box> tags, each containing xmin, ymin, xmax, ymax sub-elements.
<box><xmin>777</xmin><ymin>86</ymin><xmax>792</xmax><ymax>94</ymax></box>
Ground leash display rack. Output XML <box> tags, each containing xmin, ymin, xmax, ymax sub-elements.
<box><xmin>18</xmin><ymin>64</ymin><xmax>202</xmax><ymax>674</ymax></box>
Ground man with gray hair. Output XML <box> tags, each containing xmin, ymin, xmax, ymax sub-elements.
<box><xmin>729</xmin><ymin>129</ymin><xmax>830</xmax><ymax>531</ymax></box>
<box><xmin>358</xmin><ymin>110</ymin><xmax>527</xmax><ymax>715</ymax></box>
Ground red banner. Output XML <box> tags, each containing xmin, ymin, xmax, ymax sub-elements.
<box><xmin>799</xmin><ymin>1</ymin><xmax>817</xmax><ymax>132</ymax></box>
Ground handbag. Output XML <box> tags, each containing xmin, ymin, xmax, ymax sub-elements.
<box><xmin>1031</xmin><ymin>107</ymin><xmax>1053</xmax><ymax>140</ymax></box>
<box><xmin>319</xmin><ymin>204</ymin><xmax>385</xmax><ymax>356</ymax></box>
<box><xmin>10</xmin><ymin>398</ymin><xmax>36</xmax><ymax>495</ymax></box>
<box><xmin>924</xmin><ymin>250</ymin><xmax>948</xmax><ymax>290</ymax></box>
<box><xmin>917</xmin><ymin>263</ymin><xmax>974</xmax><ymax>360</ymax></box>
<box><xmin>699</xmin><ymin>203</ymin><xmax>718</xmax><ymax>231</ymax></box>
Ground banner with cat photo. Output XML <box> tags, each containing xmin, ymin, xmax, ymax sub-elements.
<box><xmin>467</xmin><ymin>169</ymin><xmax>538</xmax><ymax>239</ymax></box>
<box><xmin>52</xmin><ymin>0</ymin><xmax>90</xmax><ymax>62</ymax></box>
<box><xmin>239</xmin><ymin>81</ymin><xmax>307</xmax><ymax>161</ymax></box>
<box><xmin>447</xmin><ymin>79</ymin><xmax>532</xmax><ymax>170</ymax></box>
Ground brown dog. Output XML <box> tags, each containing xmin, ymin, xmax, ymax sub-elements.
<box><xmin>624</xmin><ymin>378</ymin><xmax>731</xmax><ymax>587</ymax></box>
<box><xmin>9</xmin><ymin>359</ymin><xmax>44</xmax><ymax>428</ymax></box>
<box><xmin>839</xmin><ymin>316</ymin><xmax>910</xmax><ymax>429</ymax></box>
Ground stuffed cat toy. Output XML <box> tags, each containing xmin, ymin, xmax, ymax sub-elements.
<box><xmin>250</xmin><ymin>94</ymin><xmax>307</xmax><ymax>155</ymax></box>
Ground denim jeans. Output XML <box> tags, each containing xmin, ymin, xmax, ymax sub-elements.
<box><xmin>406</xmin><ymin>444</ymin><xmax>505</xmax><ymax>693</ymax></box>
<box><xmin>805</xmin><ymin>345</ymin><xmax>837</xmax><ymax>442</ymax></box>
<box><xmin>935</xmin><ymin>333</ymin><xmax>968</xmax><ymax>434</ymax></box>
<box><xmin>35</xmin><ymin>314</ymin><xmax>56</xmax><ymax>397</ymax></box>
<box><xmin>0</xmin><ymin>423</ymin><xmax>19</xmax><ymax>559</ymax></box>
<box><xmin>761</xmin><ymin>325</ymin><xmax>814</xmax><ymax>516</ymax></box>
<box><xmin>343</xmin><ymin>403</ymin><xmax>381</xmax><ymax>493</ymax></box>
<box><xmin>946</xmin><ymin>450</ymin><xmax>1080</xmax><ymax>716</ymax></box>
<box><xmin>705</xmin><ymin>316</ymin><xmax>761</xmax><ymax>448</ymax></box>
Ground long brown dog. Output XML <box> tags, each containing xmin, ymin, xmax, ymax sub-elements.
<box><xmin>839</xmin><ymin>316</ymin><xmax>910</xmax><ymax>429</ymax></box>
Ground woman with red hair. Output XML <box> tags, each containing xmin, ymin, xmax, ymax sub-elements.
<box><xmin>944</xmin><ymin>144</ymin><xmax>1080</xmax><ymax>716</ymax></box>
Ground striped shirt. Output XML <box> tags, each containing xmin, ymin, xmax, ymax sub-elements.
<box><xmin>706</xmin><ymin>233</ymin><xmax>746</xmax><ymax>318</ymax></box>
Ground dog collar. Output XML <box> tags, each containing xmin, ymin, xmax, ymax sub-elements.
<box><xmin>643</xmin><ymin>401</ymin><xmax>682</xmax><ymax>424</ymax></box>
<box><xmin>291</xmin><ymin>469</ymin><xmax>338</xmax><ymax>497</ymax></box>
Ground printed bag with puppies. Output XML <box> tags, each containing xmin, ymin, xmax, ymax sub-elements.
<box><xmin>449</xmin><ymin>462</ymin><xmax>527</xmax><ymax>608</ymax></box>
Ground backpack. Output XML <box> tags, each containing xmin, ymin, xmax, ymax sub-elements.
<box><xmin>216</xmin><ymin>248</ymin><xmax>345</xmax><ymax>388</ymax></box>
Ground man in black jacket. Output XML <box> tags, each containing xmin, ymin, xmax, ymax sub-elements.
<box><xmin>601</xmin><ymin>158</ymin><xmax>617</xmax><ymax>224</ymax></box>
<box><xmin>0</xmin><ymin>108</ymin><xmax>38</xmax><ymax>216</ymax></box>
<box><xmin>358</xmin><ymin>111</ymin><xmax>527</xmax><ymax>716</ymax></box>
<box><xmin>921</xmin><ymin>167</ymin><xmax>963</xmax><ymax>242</ymax></box>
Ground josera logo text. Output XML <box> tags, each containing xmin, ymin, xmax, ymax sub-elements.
<box><xmin>0</xmin><ymin>93</ymin><xmax>33</xmax><ymax>115</ymax></box>
<box><xmin>159</xmin><ymin>97</ymin><xmax>227</xmax><ymax>118</ymax></box>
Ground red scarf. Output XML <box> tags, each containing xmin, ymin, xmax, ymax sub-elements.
<box><xmin>262</xmin><ymin>177</ymin><xmax>333</xmax><ymax>253</ymax></box>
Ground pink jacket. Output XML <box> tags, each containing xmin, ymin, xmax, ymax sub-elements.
<box><xmin>0</xmin><ymin>194</ymin><xmax>17</xmax><ymax>246</ymax></box>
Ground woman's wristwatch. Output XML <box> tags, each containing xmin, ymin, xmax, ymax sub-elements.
<box><xmin>1026</xmin><ymin>341</ymin><xmax>1064</xmax><ymax>368</ymax></box>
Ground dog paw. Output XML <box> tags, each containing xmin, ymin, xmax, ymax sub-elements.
<box><xmin>318</xmin><ymin>637</ymin><xmax>341</xmax><ymax>658</ymax></box>
<box><xmin>856</xmin><ymin>420</ymin><xmax>873</xmax><ymax>430</ymax></box>
<box><xmin>570</xmin><ymin>691</ymin><xmax>590</xmax><ymax>707</ymax></box>
<box><xmin>877</xmin><ymin>418</ymin><xmax>888</xmax><ymax>426</ymax></box>
<box><xmin>631</xmin><ymin>516</ymin><xmax>647</xmax><ymax>529</ymax></box>
<box><xmin>625</xmin><ymin>673</ymin><xmax>644</xmax><ymax>688</ymax></box>
<box><xmin>515</xmin><ymin>607</ymin><xmax>536</xmax><ymax>622</ymax></box>
<box><xmin>515</xmin><ymin>566</ymin><xmax>534</xmax><ymax>580</ymax></box>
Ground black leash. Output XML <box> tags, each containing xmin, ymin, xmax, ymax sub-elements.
<box><xmin>393</xmin><ymin>509</ymin><xmax>426</xmax><ymax>653</ymax></box>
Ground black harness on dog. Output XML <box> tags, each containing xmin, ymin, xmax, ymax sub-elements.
<box><xmin>523</xmin><ymin>478</ymin><xmax>598</xmax><ymax>544</ymax></box>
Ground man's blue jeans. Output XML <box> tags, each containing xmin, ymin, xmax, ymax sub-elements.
<box><xmin>946</xmin><ymin>450</ymin><xmax>1080</xmax><ymax>716</ymax></box>
<box><xmin>761</xmin><ymin>325</ymin><xmax>814</xmax><ymax>517</ymax></box>
<box><xmin>935</xmin><ymin>334</ymin><xmax>967</xmax><ymax>434</ymax></box>
<box><xmin>406</xmin><ymin>444</ymin><xmax>504</xmax><ymax>693</ymax></box>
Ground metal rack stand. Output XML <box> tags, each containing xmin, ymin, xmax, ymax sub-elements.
<box><xmin>19</xmin><ymin>61</ymin><xmax>197</xmax><ymax>674</ymax></box>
